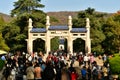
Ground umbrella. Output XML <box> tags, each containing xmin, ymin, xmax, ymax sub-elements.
<box><xmin>0</xmin><ymin>50</ymin><xmax>8</xmax><ymax>55</ymax></box>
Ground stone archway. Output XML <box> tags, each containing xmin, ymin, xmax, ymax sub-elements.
<box><xmin>27</xmin><ymin>16</ymin><xmax>91</xmax><ymax>55</ymax></box>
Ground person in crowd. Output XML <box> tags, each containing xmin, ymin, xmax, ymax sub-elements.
<box><xmin>34</xmin><ymin>62</ymin><xmax>42</xmax><ymax>80</ymax></box>
<box><xmin>10</xmin><ymin>66</ymin><xmax>16</xmax><ymax>80</ymax></box>
<box><xmin>68</xmin><ymin>64</ymin><xmax>75</xmax><ymax>73</ymax></box>
<box><xmin>87</xmin><ymin>66</ymin><xmax>91</xmax><ymax>80</ymax></box>
<box><xmin>102</xmin><ymin>63</ymin><xmax>108</xmax><ymax>80</ymax></box>
<box><xmin>2</xmin><ymin>64</ymin><xmax>11</xmax><ymax>80</ymax></box>
<box><xmin>55</xmin><ymin>64</ymin><xmax>62</xmax><ymax>80</ymax></box>
<box><xmin>84</xmin><ymin>54</ymin><xmax>89</xmax><ymax>66</ymax></box>
<box><xmin>1</xmin><ymin>55</ymin><xmax>6</xmax><ymax>61</ymax></box>
<box><xmin>87</xmin><ymin>54</ymin><xmax>90</xmax><ymax>66</ymax></box>
<box><xmin>92</xmin><ymin>61</ymin><xmax>98</xmax><ymax>80</ymax></box>
<box><xmin>81</xmin><ymin>66</ymin><xmax>87</xmax><ymax>80</ymax></box>
<box><xmin>38</xmin><ymin>54</ymin><xmax>43</xmax><ymax>66</ymax></box>
<box><xmin>61</xmin><ymin>67</ymin><xmax>71</xmax><ymax>80</ymax></box>
<box><xmin>97</xmin><ymin>68</ymin><xmax>102</xmax><ymax>80</ymax></box>
<box><xmin>43</xmin><ymin>61</ymin><xmax>55</xmax><ymax>80</ymax></box>
<box><xmin>78</xmin><ymin>54</ymin><xmax>83</xmax><ymax>66</ymax></box>
<box><xmin>90</xmin><ymin>54</ymin><xmax>95</xmax><ymax>64</ymax></box>
<box><xmin>26</xmin><ymin>62</ymin><xmax>34</xmax><ymax>80</ymax></box>
<box><xmin>70</xmin><ymin>69</ymin><xmax>78</xmax><ymax>80</ymax></box>
<box><xmin>102</xmin><ymin>54</ymin><xmax>107</xmax><ymax>62</ymax></box>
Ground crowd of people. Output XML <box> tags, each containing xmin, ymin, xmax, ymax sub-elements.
<box><xmin>0</xmin><ymin>50</ymin><xmax>111</xmax><ymax>80</ymax></box>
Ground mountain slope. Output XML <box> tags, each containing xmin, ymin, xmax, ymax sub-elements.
<box><xmin>47</xmin><ymin>11</ymin><xmax>78</xmax><ymax>25</ymax></box>
<box><xmin>0</xmin><ymin>13</ymin><xmax>11</xmax><ymax>22</ymax></box>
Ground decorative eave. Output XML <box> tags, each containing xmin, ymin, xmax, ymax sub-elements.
<box><xmin>30</xmin><ymin>28</ymin><xmax>46</xmax><ymax>33</ymax></box>
<box><xmin>48</xmin><ymin>26</ymin><xmax>69</xmax><ymax>30</ymax></box>
<box><xmin>70</xmin><ymin>28</ymin><xmax>87</xmax><ymax>33</ymax></box>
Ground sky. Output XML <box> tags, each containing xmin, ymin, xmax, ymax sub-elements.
<box><xmin>0</xmin><ymin>0</ymin><xmax>120</xmax><ymax>15</ymax></box>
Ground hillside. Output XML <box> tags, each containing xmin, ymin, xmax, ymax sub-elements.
<box><xmin>0</xmin><ymin>13</ymin><xmax>11</xmax><ymax>22</ymax></box>
<box><xmin>0</xmin><ymin>11</ymin><xmax>78</xmax><ymax>25</ymax></box>
<box><xmin>47</xmin><ymin>11</ymin><xmax>112</xmax><ymax>25</ymax></box>
<box><xmin>47</xmin><ymin>11</ymin><xmax>78</xmax><ymax>25</ymax></box>
<box><xmin>0</xmin><ymin>11</ymin><xmax>112</xmax><ymax>25</ymax></box>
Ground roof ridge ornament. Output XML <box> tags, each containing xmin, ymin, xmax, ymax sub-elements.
<box><xmin>46</xmin><ymin>16</ymin><xmax>50</xmax><ymax>30</ymax></box>
<box><xmin>68</xmin><ymin>15</ymin><xmax>72</xmax><ymax>31</ymax></box>
<box><xmin>46</xmin><ymin>16</ymin><xmax>50</xmax><ymax>26</ymax></box>
<box><xmin>86</xmin><ymin>18</ymin><xmax>90</xmax><ymax>28</ymax></box>
<box><xmin>28</xmin><ymin>18</ymin><xmax>33</xmax><ymax>28</ymax></box>
<box><xmin>68</xmin><ymin>15</ymin><xmax>72</xmax><ymax>25</ymax></box>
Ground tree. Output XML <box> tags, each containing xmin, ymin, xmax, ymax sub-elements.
<box><xmin>3</xmin><ymin>0</ymin><xmax>46</xmax><ymax>52</ymax></box>
<box><xmin>0</xmin><ymin>33</ymin><xmax>10</xmax><ymax>51</ymax></box>
<box><xmin>11</xmin><ymin>0</ymin><xmax>45</xmax><ymax>17</ymax></box>
<box><xmin>90</xmin><ymin>18</ymin><xmax>105</xmax><ymax>54</ymax></box>
<box><xmin>102</xmin><ymin>14</ymin><xmax>120</xmax><ymax>54</ymax></box>
<box><xmin>0</xmin><ymin>16</ymin><xmax>10</xmax><ymax>51</ymax></box>
<box><xmin>85</xmin><ymin>7</ymin><xmax>95</xmax><ymax>15</ymax></box>
<box><xmin>73</xmin><ymin>7</ymin><xmax>106</xmax><ymax>54</ymax></box>
<box><xmin>2</xmin><ymin>23</ymin><xmax>23</xmax><ymax>51</ymax></box>
<box><xmin>11</xmin><ymin>0</ymin><xmax>46</xmax><ymax>32</ymax></box>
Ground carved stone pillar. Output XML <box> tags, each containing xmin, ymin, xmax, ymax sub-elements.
<box><xmin>85</xmin><ymin>18</ymin><xmax>91</xmax><ymax>54</ymax></box>
<box><xmin>46</xmin><ymin>16</ymin><xmax>51</xmax><ymax>54</ymax></box>
<box><xmin>28</xmin><ymin>18</ymin><xmax>33</xmax><ymax>54</ymax></box>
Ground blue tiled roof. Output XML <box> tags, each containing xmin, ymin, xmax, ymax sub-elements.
<box><xmin>30</xmin><ymin>27</ymin><xmax>87</xmax><ymax>33</ymax></box>
<box><xmin>30</xmin><ymin>28</ymin><xmax>46</xmax><ymax>33</ymax></box>
<box><xmin>49</xmin><ymin>26</ymin><xmax>69</xmax><ymax>30</ymax></box>
<box><xmin>71</xmin><ymin>28</ymin><xmax>87</xmax><ymax>33</ymax></box>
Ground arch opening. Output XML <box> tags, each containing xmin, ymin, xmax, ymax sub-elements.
<box><xmin>33</xmin><ymin>38</ymin><xmax>45</xmax><ymax>53</ymax></box>
<box><xmin>73</xmin><ymin>38</ymin><xmax>85</xmax><ymax>54</ymax></box>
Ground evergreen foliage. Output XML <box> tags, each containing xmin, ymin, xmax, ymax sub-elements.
<box><xmin>102</xmin><ymin>14</ymin><xmax>120</xmax><ymax>54</ymax></box>
<box><xmin>0</xmin><ymin>16</ymin><xmax>10</xmax><ymax>51</ymax></box>
<box><xmin>2</xmin><ymin>0</ymin><xmax>46</xmax><ymax>52</ymax></box>
<box><xmin>109</xmin><ymin>54</ymin><xmax>120</xmax><ymax>75</ymax></box>
<box><xmin>73</xmin><ymin>7</ymin><xmax>106</xmax><ymax>54</ymax></box>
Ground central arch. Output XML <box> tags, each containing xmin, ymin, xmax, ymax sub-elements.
<box><xmin>51</xmin><ymin>37</ymin><xmax>59</xmax><ymax>51</ymax></box>
<box><xmin>50</xmin><ymin>36</ymin><xmax>68</xmax><ymax>53</ymax></box>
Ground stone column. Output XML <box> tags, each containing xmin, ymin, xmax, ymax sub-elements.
<box><xmin>85</xmin><ymin>18</ymin><xmax>91</xmax><ymax>54</ymax></box>
<box><xmin>28</xmin><ymin>18</ymin><xmax>33</xmax><ymax>54</ymax></box>
<box><xmin>68</xmin><ymin>16</ymin><xmax>72</xmax><ymax>31</ymax></box>
<box><xmin>68</xmin><ymin>38</ymin><xmax>73</xmax><ymax>54</ymax></box>
<box><xmin>46</xmin><ymin>16</ymin><xmax>51</xmax><ymax>54</ymax></box>
<box><xmin>68</xmin><ymin>16</ymin><xmax>73</xmax><ymax>54</ymax></box>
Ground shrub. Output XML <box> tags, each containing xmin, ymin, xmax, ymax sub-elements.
<box><xmin>109</xmin><ymin>54</ymin><xmax>120</xmax><ymax>76</ymax></box>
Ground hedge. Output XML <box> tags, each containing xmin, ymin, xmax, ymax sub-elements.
<box><xmin>109</xmin><ymin>54</ymin><xmax>120</xmax><ymax>78</ymax></box>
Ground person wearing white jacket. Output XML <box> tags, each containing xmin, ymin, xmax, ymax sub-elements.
<box><xmin>84</xmin><ymin>55</ymin><xmax>89</xmax><ymax>66</ymax></box>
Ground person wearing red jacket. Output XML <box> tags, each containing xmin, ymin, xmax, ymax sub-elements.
<box><xmin>71</xmin><ymin>70</ymin><xmax>78</xmax><ymax>80</ymax></box>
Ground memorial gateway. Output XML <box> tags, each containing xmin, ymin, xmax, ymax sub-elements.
<box><xmin>27</xmin><ymin>16</ymin><xmax>91</xmax><ymax>55</ymax></box>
